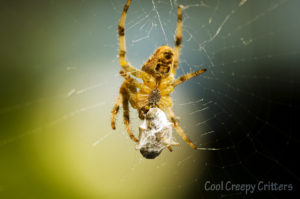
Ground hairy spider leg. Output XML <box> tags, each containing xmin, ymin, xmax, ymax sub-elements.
<box><xmin>120</xmin><ymin>83</ymin><xmax>139</xmax><ymax>143</ymax></box>
<box><xmin>112</xmin><ymin>73</ymin><xmax>142</xmax><ymax>142</ymax></box>
<box><xmin>111</xmin><ymin>71</ymin><xmax>141</xmax><ymax>130</ymax></box>
<box><xmin>172</xmin><ymin>5</ymin><xmax>183</xmax><ymax>75</ymax></box>
<box><xmin>118</xmin><ymin>0</ymin><xmax>148</xmax><ymax>79</ymax></box>
<box><xmin>111</xmin><ymin>94</ymin><xmax>122</xmax><ymax>130</ymax></box>
<box><xmin>119</xmin><ymin>71</ymin><xmax>151</xmax><ymax>93</ymax></box>
<box><xmin>172</xmin><ymin>69</ymin><xmax>207</xmax><ymax>87</ymax></box>
<box><xmin>113</xmin><ymin>0</ymin><xmax>146</xmax><ymax>143</ymax></box>
<box><xmin>165</xmin><ymin>108</ymin><xmax>197</xmax><ymax>149</ymax></box>
<box><xmin>111</xmin><ymin>83</ymin><xmax>139</xmax><ymax>143</ymax></box>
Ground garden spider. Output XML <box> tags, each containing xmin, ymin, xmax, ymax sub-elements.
<box><xmin>111</xmin><ymin>0</ymin><xmax>207</xmax><ymax>154</ymax></box>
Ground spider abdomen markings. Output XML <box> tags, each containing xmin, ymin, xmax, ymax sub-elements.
<box><xmin>156</xmin><ymin>63</ymin><xmax>171</xmax><ymax>74</ymax></box>
<box><xmin>148</xmin><ymin>88</ymin><xmax>161</xmax><ymax>105</ymax></box>
<box><xmin>118</xmin><ymin>25</ymin><xmax>125</xmax><ymax>36</ymax></box>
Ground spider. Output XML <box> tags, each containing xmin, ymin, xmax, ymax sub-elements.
<box><xmin>111</xmin><ymin>0</ymin><xmax>207</xmax><ymax>155</ymax></box>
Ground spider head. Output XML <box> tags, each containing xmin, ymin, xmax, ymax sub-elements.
<box><xmin>155</xmin><ymin>46</ymin><xmax>174</xmax><ymax>77</ymax></box>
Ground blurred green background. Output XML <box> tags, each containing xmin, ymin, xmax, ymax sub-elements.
<box><xmin>0</xmin><ymin>0</ymin><xmax>299</xmax><ymax>198</ymax></box>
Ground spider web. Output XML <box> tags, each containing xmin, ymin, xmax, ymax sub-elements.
<box><xmin>0</xmin><ymin>0</ymin><xmax>299</xmax><ymax>198</ymax></box>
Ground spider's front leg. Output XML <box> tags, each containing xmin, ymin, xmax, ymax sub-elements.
<box><xmin>118</xmin><ymin>0</ymin><xmax>149</xmax><ymax>81</ymax></box>
<box><xmin>172</xmin><ymin>5</ymin><xmax>183</xmax><ymax>75</ymax></box>
<box><xmin>165</xmin><ymin>108</ymin><xmax>197</xmax><ymax>149</ymax></box>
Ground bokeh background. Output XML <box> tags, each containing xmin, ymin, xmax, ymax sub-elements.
<box><xmin>0</xmin><ymin>0</ymin><xmax>299</xmax><ymax>198</ymax></box>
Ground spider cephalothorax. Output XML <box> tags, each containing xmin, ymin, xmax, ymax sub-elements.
<box><xmin>111</xmin><ymin>0</ymin><xmax>207</xmax><ymax>152</ymax></box>
<box><xmin>148</xmin><ymin>88</ymin><xmax>161</xmax><ymax>106</ymax></box>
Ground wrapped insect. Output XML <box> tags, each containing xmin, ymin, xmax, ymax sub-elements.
<box><xmin>136</xmin><ymin>108</ymin><xmax>179</xmax><ymax>159</ymax></box>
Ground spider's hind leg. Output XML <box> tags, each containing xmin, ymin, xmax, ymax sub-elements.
<box><xmin>172</xmin><ymin>68</ymin><xmax>207</xmax><ymax>88</ymax></box>
<box><xmin>111</xmin><ymin>81</ymin><xmax>139</xmax><ymax>143</ymax></box>
<box><xmin>165</xmin><ymin>108</ymin><xmax>197</xmax><ymax>149</ymax></box>
<box><xmin>121</xmin><ymin>83</ymin><xmax>139</xmax><ymax>143</ymax></box>
<box><xmin>111</xmin><ymin>94</ymin><xmax>122</xmax><ymax>130</ymax></box>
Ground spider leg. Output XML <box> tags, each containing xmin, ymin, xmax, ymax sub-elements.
<box><xmin>172</xmin><ymin>69</ymin><xmax>207</xmax><ymax>87</ymax></box>
<box><xmin>165</xmin><ymin>108</ymin><xmax>197</xmax><ymax>149</ymax></box>
<box><xmin>120</xmin><ymin>84</ymin><xmax>139</xmax><ymax>143</ymax></box>
<box><xmin>118</xmin><ymin>0</ymin><xmax>148</xmax><ymax>79</ymax></box>
<box><xmin>112</xmin><ymin>81</ymin><xmax>139</xmax><ymax>142</ymax></box>
<box><xmin>111</xmin><ymin>94</ymin><xmax>122</xmax><ymax>130</ymax></box>
<box><xmin>119</xmin><ymin>71</ymin><xmax>142</xmax><ymax>88</ymax></box>
<box><xmin>172</xmin><ymin>5</ymin><xmax>183</xmax><ymax>75</ymax></box>
<box><xmin>120</xmin><ymin>70</ymin><xmax>153</xmax><ymax>95</ymax></box>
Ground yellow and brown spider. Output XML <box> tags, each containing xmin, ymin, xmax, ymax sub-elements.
<box><xmin>111</xmin><ymin>0</ymin><xmax>206</xmax><ymax>154</ymax></box>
